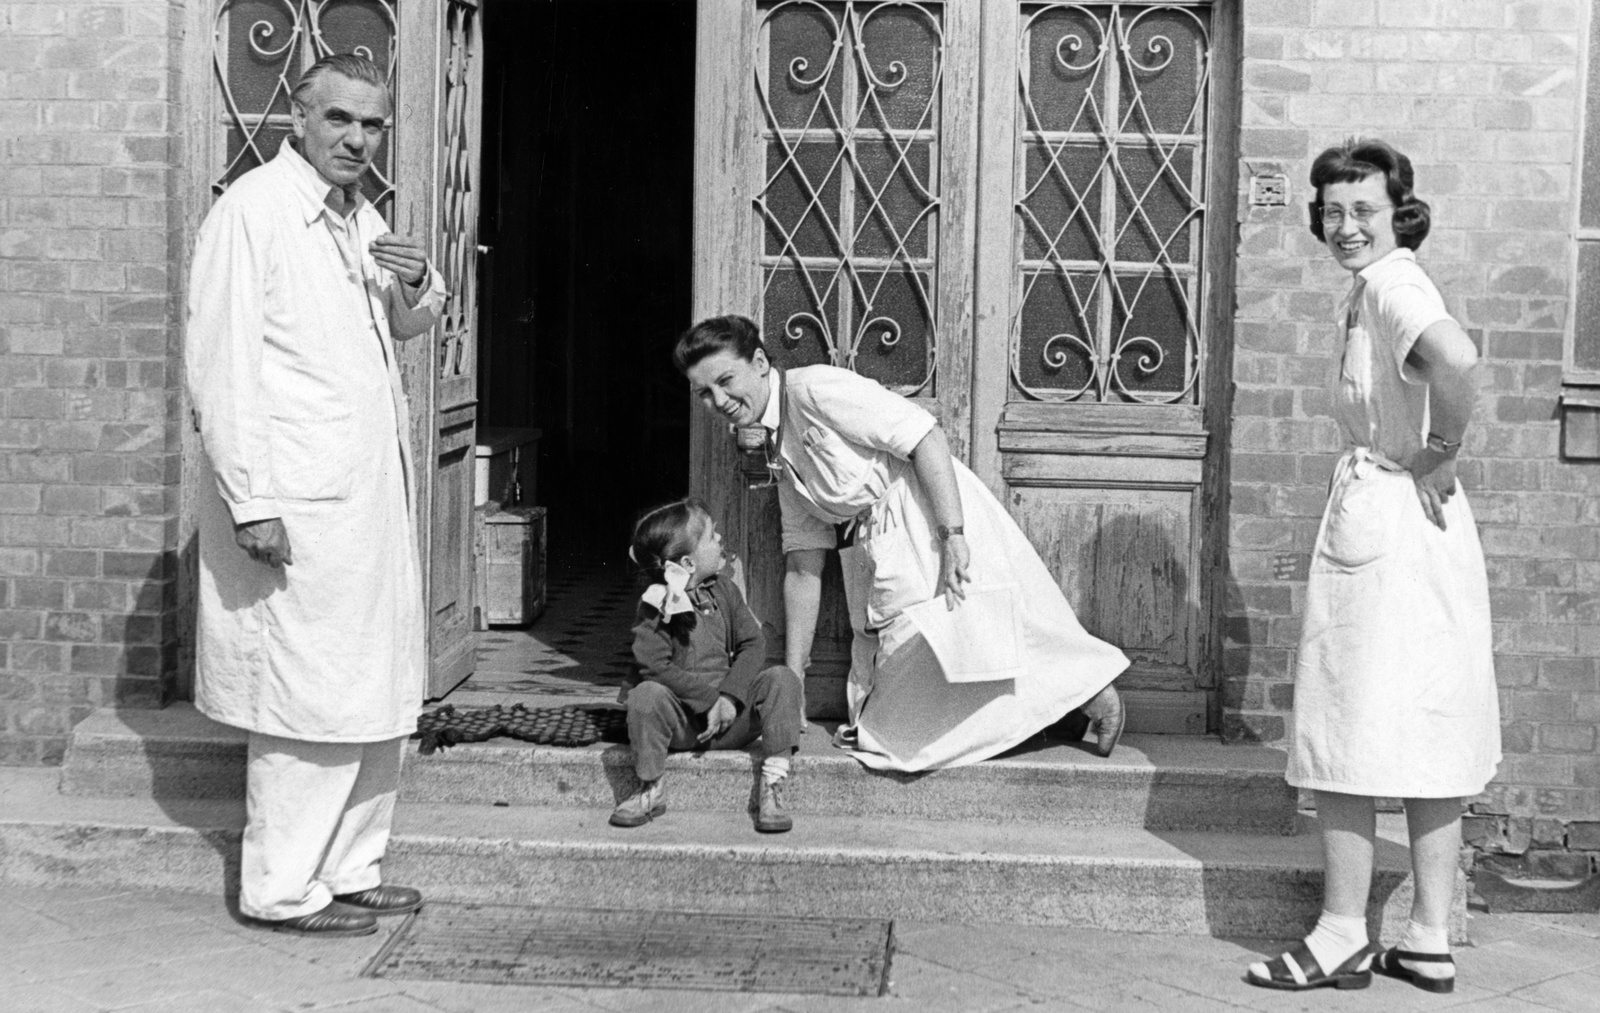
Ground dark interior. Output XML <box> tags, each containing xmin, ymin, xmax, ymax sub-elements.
<box><xmin>477</xmin><ymin>0</ymin><xmax>697</xmax><ymax>562</ymax></box>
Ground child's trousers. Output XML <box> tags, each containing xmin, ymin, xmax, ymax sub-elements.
<box><xmin>626</xmin><ymin>665</ymin><xmax>803</xmax><ymax>781</ymax></box>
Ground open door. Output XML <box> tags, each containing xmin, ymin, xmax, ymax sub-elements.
<box><xmin>397</xmin><ymin>0</ymin><xmax>485</xmax><ymax>699</ymax></box>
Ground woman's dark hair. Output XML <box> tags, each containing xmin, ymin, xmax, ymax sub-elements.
<box><xmin>1307</xmin><ymin>137</ymin><xmax>1430</xmax><ymax>250</ymax></box>
<box><xmin>673</xmin><ymin>315</ymin><xmax>765</xmax><ymax>375</ymax></box>
<box><xmin>629</xmin><ymin>498</ymin><xmax>712</xmax><ymax>635</ymax></box>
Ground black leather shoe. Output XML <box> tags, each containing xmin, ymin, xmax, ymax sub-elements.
<box><xmin>1081</xmin><ymin>683</ymin><xmax>1125</xmax><ymax>758</ymax></box>
<box><xmin>251</xmin><ymin>902</ymin><xmax>378</xmax><ymax>937</ymax></box>
<box><xmin>332</xmin><ymin>884</ymin><xmax>424</xmax><ymax>916</ymax></box>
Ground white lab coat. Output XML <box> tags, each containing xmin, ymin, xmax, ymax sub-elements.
<box><xmin>186</xmin><ymin>140</ymin><xmax>446</xmax><ymax>743</ymax></box>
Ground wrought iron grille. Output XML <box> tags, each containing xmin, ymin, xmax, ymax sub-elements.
<box><xmin>755</xmin><ymin>1</ymin><xmax>944</xmax><ymax>397</ymax></box>
<box><xmin>438</xmin><ymin>0</ymin><xmax>478</xmax><ymax>381</ymax></box>
<box><xmin>211</xmin><ymin>0</ymin><xmax>397</xmax><ymax>215</ymax></box>
<box><xmin>1013</xmin><ymin>3</ymin><xmax>1210</xmax><ymax>404</ymax></box>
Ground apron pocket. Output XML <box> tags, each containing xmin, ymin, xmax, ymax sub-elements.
<box><xmin>1319</xmin><ymin>467</ymin><xmax>1409</xmax><ymax>570</ymax></box>
<box><xmin>863</xmin><ymin>521</ymin><xmax>932</xmax><ymax>628</ymax></box>
<box><xmin>269</xmin><ymin>412</ymin><xmax>358</xmax><ymax>502</ymax></box>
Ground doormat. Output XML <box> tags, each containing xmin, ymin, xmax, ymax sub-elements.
<box><xmin>413</xmin><ymin>704</ymin><xmax>628</xmax><ymax>753</ymax></box>
<box><xmin>364</xmin><ymin>902</ymin><xmax>894</xmax><ymax>996</ymax></box>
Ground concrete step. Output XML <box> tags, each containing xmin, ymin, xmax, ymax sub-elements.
<box><xmin>60</xmin><ymin>706</ymin><xmax>1299</xmax><ymax>833</ymax></box>
<box><xmin>0</xmin><ymin>766</ymin><xmax>1461</xmax><ymax>941</ymax></box>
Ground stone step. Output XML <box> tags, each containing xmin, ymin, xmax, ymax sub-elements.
<box><xmin>0</xmin><ymin>766</ymin><xmax>1462</xmax><ymax>941</ymax></box>
<box><xmin>60</xmin><ymin>706</ymin><xmax>1299</xmax><ymax>833</ymax></box>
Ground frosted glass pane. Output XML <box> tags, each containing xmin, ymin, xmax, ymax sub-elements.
<box><xmin>764</xmin><ymin>3</ymin><xmax>846</xmax><ymax>131</ymax></box>
<box><xmin>1576</xmin><ymin>243</ymin><xmax>1600</xmax><ymax>372</ymax></box>
<box><xmin>763</xmin><ymin>266</ymin><xmax>841</xmax><ymax>369</ymax></box>
<box><xmin>856</xmin><ymin>5</ymin><xmax>942</xmax><ymax>133</ymax></box>
<box><xmin>224</xmin><ymin>0</ymin><xmax>302</xmax><ymax>118</ymax></box>
<box><xmin>1115</xmin><ymin>143</ymin><xmax>1195</xmax><ymax>264</ymax></box>
<box><xmin>1017</xmin><ymin>270</ymin><xmax>1101</xmax><ymax>396</ymax></box>
<box><xmin>1119</xmin><ymin>6</ymin><xmax>1208</xmax><ymax>137</ymax></box>
<box><xmin>853</xmin><ymin>268</ymin><xmax>934</xmax><ymax>394</ymax></box>
<box><xmin>1112</xmin><ymin>270</ymin><xmax>1193</xmax><ymax>400</ymax></box>
<box><xmin>854</xmin><ymin>139</ymin><xmax>931</xmax><ymax>260</ymax></box>
<box><xmin>764</xmin><ymin>140</ymin><xmax>844</xmax><ymax>259</ymax></box>
<box><xmin>317</xmin><ymin>0</ymin><xmax>395</xmax><ymax>72</ymax></box>
<box><xmin>1023</xmin><ymin>142</ymin><xmax>1105</xmax><ymax>263</ymax></box>
<box><xmin>1022</xmin><ymin>4</ymin><xmax>1108</xmax><ymax>135</ymax></box>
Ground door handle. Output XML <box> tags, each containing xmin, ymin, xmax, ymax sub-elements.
<box><xmin>476</xmin><ymin>245</ymin><xmax>492</xmax><ymax>255</ymax></box>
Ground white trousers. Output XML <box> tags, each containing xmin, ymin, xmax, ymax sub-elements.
<box><xmin>240</xmin><ymin>733</ymin><xmax>404</xmax><ymax>921</ymax></box>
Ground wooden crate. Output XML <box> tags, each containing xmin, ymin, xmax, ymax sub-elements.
<box><xmin>474</xmin><ymin>505</ymin><xmax>548</xmax><ymax>628</ymax></box>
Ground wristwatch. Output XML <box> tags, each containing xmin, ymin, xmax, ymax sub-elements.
<box><xmin>1425</xmin><ymin>432</ymin><xmax>1462</xmax><ymax>454</ymax></box>
<box><xmin>936</xmin><ymin>525</ymin><xmax>964</xmax><ymax>540</ymax></box>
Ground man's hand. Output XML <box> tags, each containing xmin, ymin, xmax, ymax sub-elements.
<box><xmin>236</xmin><ymin>518</ymin><xmax>293</xmax><ymax>568</ymax></box>
<box><xmin>370</xmin><ymin>233</ymin><xmax>427</xmax><ymax>285</ymax></box>
<box><xmin>698</xmin><ymin>695</ymin><xmax>739</xmax><ymax>744</ymax></box>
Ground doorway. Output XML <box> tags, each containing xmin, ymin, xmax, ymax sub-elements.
<box><xmin>478</xmin><ymin>0</ymin><xmax>698</xmax><ymax>564</ymax></box>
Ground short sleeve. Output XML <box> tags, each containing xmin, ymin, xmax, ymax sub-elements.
<box><xmin>778</xmin><ymin>479</ymin><xmax>837</xmax><ymax>554</ymax></box>
<box><xmin>1373</xmin><ymin>278</ymin><xmax>1452</xmax><ymax>382</ymax></box>
<box><xmin>792</xmin><ymin>367</ymin><xmax>936</xmax><ymax>459</ymax></box>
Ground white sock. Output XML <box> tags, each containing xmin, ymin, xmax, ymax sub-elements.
<box><xmin>1397</xmin><ymin>919</ymin><xmax>1452</xmax><ymax>978</ymax></box>
<box><xmin>761</xmin><ymin>755</ymin><xmax>790</xmax><ymax>785</ymax></box>
<box><xmin>1303</xmin><ymin>910</ymin><xmax>1369</xmax><ymax>975</ymax></box>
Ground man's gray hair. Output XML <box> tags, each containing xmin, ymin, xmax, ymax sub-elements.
<box><xmin>290</xmin><ymin>53</ymin><xmax>390</xmax><ymax>107</ymax></box>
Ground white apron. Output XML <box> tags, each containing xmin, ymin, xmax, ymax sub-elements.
<box><xmin>835</xmin><ymin>458</ymin><xmax>1130</xmax><ymax>771</ymax></box>
<box><xmin>1287</xmin><ymin>449</ymin><xmax>1500</xmax><ymax>797</ymax></box>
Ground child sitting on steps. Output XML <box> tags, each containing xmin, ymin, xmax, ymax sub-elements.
<box><xmin>612</xmin><ymin>497</ymin><xmax>803</xmax><ymax>834</ymax></box>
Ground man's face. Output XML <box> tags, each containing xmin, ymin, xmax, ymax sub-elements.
<box><xmin>291</xmin><ymin>73</ymin><xmax>391</xmax><ymax>188</ymax></box>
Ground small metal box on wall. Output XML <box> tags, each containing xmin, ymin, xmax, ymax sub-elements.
<box><xmin>474</xmin><ymin>505</ymin><xmax>548</xmax><ymax>627</ymax></box>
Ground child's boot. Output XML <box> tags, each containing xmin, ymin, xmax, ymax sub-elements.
<box><xmin>753</xmin><ymin>756</ymin><xmax>793</xmax><ymax>833</ymax></box>
<box><xmin>610</xmin><ymin>779</ymin><xmax>666</xmax><ymax>828</ymax></box>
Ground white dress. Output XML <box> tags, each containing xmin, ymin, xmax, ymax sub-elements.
<box><xmin>767</xmin><ymin>365</ymin><xmax>1130</xmax><ymax>771</ymax></box>
<box><xmin>1286</xmin><ymin>249</ymin><xmax>1501</xmax><ymax>798</ymax></box>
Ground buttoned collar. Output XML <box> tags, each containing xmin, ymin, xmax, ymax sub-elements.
<box><xmin>759</xmin><ymin>365</ymin><xmax>782</xmax><ymax>433</ymax></box>
<box><xmin>275</xmin><ymin>138</ymin><xmax>367</xmax><ymax>225</ymax></box>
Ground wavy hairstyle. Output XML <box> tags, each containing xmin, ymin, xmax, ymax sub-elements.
<box><xmin>1307</xmin><ymin>137</ymin><xmax>1430</xmax><ymax>251</ymax></box>
<box><xmin>673</xmin><ymin>315</ymin><xmax>766</xmax><ymax>375</ymax></box>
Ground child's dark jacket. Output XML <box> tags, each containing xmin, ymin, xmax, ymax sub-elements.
<box><xmin>630</xmin><ymin>567</ymin><xmax>766</xmax><ymax>714</ymax></box>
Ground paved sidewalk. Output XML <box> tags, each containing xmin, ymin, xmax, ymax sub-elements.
<box><xmin>3</xmin><ymin>885</ymin><xmax>1596</xmax><ymax>1012</ymax></box>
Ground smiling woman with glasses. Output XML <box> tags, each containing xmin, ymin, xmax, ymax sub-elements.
<box><xmin>1245</xmin><ymin>138</ymin><xmax>1499</xmax><ymax>995</ymax></box>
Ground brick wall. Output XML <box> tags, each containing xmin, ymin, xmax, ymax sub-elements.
<box><xmin>0</xmin><ymin>0</ymin><xmax>182</xmax><ymax>763</ymax></box>
<box><xmin>1223</xmin><ymin>0</ymin><xmax>1600</xmax><ymax>844</ymax></box>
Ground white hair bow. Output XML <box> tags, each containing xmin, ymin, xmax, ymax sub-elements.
<box><xmin>641</xmin><ymin>559</ymin><xmax>695</xmax><ymax>620</ymax></box>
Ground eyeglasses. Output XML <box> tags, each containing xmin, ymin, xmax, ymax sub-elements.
<box><xmin>1319</xmin><ymin>203</ymin><xmax>1394</xmax><ymax>227</ymax></box>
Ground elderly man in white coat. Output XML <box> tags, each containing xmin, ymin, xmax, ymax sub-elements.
<box><xmin>185</xmin><ymin>54</ymin><xmax>446</xmax><ymax>937</ymax></box>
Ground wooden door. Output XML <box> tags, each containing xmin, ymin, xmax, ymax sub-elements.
<box><xmin>691</xmin><ymin>0</ymin><xmax>1235</xmax><ymax>731</ymax></box>
<box><xmin>693</xmin><ymin>0</ymin><xmax>981</xmax><ymax>717</ymax></box>
<box><xmin>397</xmin><ymin>0</ymin><xmax>485</xmax><ymax>699</ymax></box>
<box><xmin>969</xmin><ymin>2</ymin><xmax>1238</xmax><ymax>733</ymax></box>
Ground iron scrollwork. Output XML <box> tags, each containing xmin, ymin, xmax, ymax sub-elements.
<box><xmin>755</xmin><ymin>1</ymin><xmax>944</xmax><ymax>396</ymax></box>
<box><xmin>1013</xmin><ymin>3</ymin><xmax>1211</xmax><ymax>404</ymax></box>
